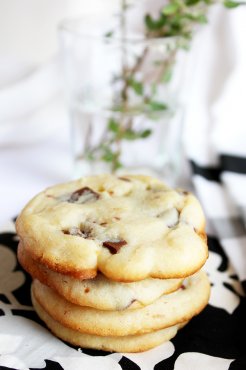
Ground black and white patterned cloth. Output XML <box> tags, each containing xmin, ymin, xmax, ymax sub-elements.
<box><xmin>0</xmin><ymin>197</ymin><xmax>245</xmax><ymax>370</ymax></box>
<box><xmin>190</xmin><ymin>156</ymin><xmax>246</xmax><ymax>290</ymax></box>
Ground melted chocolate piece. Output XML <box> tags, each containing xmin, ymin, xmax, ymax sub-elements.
<box><xmin>69</xmin><ymin>187</ymin><xmax>99</xmax><ymax>204</ymax></box>
<box><xmin>102</xmin><ymin>240</ymin><xmax>127</xmax><ymax>254</ymax></box>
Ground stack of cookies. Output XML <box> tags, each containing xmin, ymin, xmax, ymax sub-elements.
<box><xmin>16</xmin><ymin>174</ymin><xmax>210</xmax><ymax>352</ymax></box>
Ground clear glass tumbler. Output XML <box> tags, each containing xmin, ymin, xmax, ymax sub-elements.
<box><xmin>59</xmin><ymin>13</ymin><xmax>185</xmax><ymax>185</ymax></box>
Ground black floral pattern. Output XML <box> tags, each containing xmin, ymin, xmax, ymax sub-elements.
<box><xmin>0</xmin><ymin>222</ymin><xmax>245</xmax><ymax>370</ymax></box>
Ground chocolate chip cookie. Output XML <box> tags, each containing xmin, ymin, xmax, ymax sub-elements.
<box><xmin>18</xmin><ymin>242</ymin><xmax>183</xmax><ymax>310</ymax></box>
<box><xmin>16</xmin><ymin>174</ymin><xmax>208</xmax><ymax>281</ymax></box>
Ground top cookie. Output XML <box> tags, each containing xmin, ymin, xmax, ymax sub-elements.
<box><xmin>16</xmin><ymin>174</ymin><xmax>208</xmax><ymax>281</ymax></box>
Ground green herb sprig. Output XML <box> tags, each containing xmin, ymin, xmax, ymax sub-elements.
<box><xmin>79</xmin><ymin>0</ymin><xmax>244</xmax><ymax>172</ymax></box>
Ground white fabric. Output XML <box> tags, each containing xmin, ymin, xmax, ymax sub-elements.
<box><xmin>0</xmin><ymin>0</ymin><xmax>117</xmax><ymax>63</ymax></box>
<box><xmin>181</xmin><ymin>6</ymin><xmax>246</xmax><ymax>283</ymax></box>
<box><xmin>193</xmin><ymin>175</ymin><xmax>241</xmax><ymax>219</ymax></box>
<box><xmin>183</xmin><ymin>6</ymin><xmax>246</xmax><ymax>164</ymax></box>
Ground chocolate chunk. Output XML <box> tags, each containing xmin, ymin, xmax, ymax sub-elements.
<box><xmin>102</xmin><ymin>240</ymin><xmax>127</xmax><ymax>254</ymax></box>
<box><xmin>118</xmin><ymin>177</ymin><xmax>131</xmax><ymax>182</ymax></box>
<box><xmin>69</xmin><ymin>187</ymin><xmax>99</xmax><ymax>204</ymax></box>
<box><xmin>84</xmin><ymin>287</ymin><xmax>90</xmax><ymax>293</ymax></box>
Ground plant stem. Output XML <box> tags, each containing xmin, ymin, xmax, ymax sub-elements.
<box><xmin>121</xmin><ymin>0</ymin><xmax>128</xmax><ymax>106</ymax></box>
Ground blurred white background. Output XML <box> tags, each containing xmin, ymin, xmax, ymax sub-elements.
<box><xmin>0</xmin><ymin>0</ymin><xmax>245</xmax><ymax>225</ymax></box>
<box><xmin>0</xmin><ymin>0</ymin><xmax>118</xmax><ymax>63</ymax></box>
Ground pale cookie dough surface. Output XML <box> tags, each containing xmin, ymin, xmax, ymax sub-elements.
<box><xmin>16</xmin><ymin>174</ymin><xmax>208</xmax><ymax>281</ymax></box>
<box><xmin>32</xmin><ymin>271</ymin><xmax>210</xmax><ymax>336</ymax></box>
<box><xmin>33</xmin><ymin>295</ymin><xmax>185</xmax><ymax>353</ymax></box>
<box><xmin>18</xmin><ymin>243</ymin><xmax>183</xmax><ymax>310</ymax></box>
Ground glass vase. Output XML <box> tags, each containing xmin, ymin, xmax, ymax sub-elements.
<box><xmin>59</xmin><ymin>13</ymin><xmax>186</xmax><ymax>185</ymax></box>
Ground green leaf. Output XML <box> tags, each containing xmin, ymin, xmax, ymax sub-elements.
<box><xmin>104</xmin><ymin>30</ymin><xmax>114</xmax><ymax>38</ymax></box>
<box><xmin>108</xmin><ymin>118</ymin><xmax>120</xmax><ymax>133</ymax></box>
<box><xmin>145</xmin><ymin>13</ymin><xmax>167</xmax><ymax>30</ymax></box>
<box><xmin>162</xmin><ymin>67</ymin><xmax>173</xmax><ymax>83</ymax></box>
<box><xmin>121</xmin><ymin>128</ymin><xmax>152</xmax><ymax>140</ymax></box>
<box><xmin>224</xmin><ymin>0</ymin><xmax>242</xmax><ymax>7</ymax></box>
<box><xmin>128</xmin><ymin>78</ymin><xmax>143</xmax><ymax>96</ymax></box>
<box><xmin>195</xmin><ymin>14</ymin><xmax>208</xmax><ymax>23</ymax></box>
<box><xmin>147</xmin><ymin>101</ymin><xmax>168</xmax><ymax>111</ymax></box>
<box><xmin>140</xmin><ymin>129</ymin><xmax>152</xmax><ymax>138</ymax></box>
<box><xmin>113</xmin><ymin>161</ymin><xmax>122</xmax><ymax>170</ymax></box>
<box><xmin>102</xmin><ymin>152</ymin><xmax>114</xmax><ymax>162</ymax></box>
<box><xmin>162</xmin><ymin>3</ymin><xmax>179</xmax><ymax>15</ymax></box>
<box><xmin>145</xmin><ymin>14</ymin><xmax>155</xmax><ymax>30</ymax></box>
<box><xmin>185</xmin><ymin>0</ymin><xmax>201</xmax><ymax>5</ymax></box>
<box><xmin>183</xmin><ymin>13</ymin><xmax>207</xmax><ymax>23</ymax></box>
<box><xmin>101</xmin><ymin>148</ymin><xmax>115</xmax><ymax>162</ymax></box>
<box><xmin>122</xmin><ymin>129</ymin><xmax>139</xmax><ymax>140</ymax></box>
